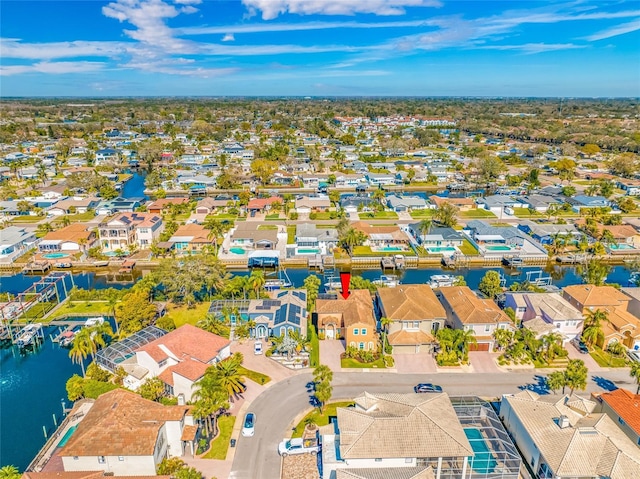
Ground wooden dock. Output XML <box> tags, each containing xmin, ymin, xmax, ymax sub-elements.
<box><xmin>23</xmin><ymin>261</ymin><xmax>51</xmax><ymax>274</ymax></box>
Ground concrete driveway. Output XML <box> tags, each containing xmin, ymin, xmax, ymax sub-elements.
<box><xmin>320</xmin><ymin>339</ymin><xmax>345</xmax><ymax>371</ymax></box>
<box><xmin>566</xmin><ymin>342</ymin><xmax>604</xmax><ymax>372</ymax></box>
<box><xmin>393</xmin><ymin>352</ymin><xmax>437</xmax><ymax>374</ymax></box>
<box><xmin>232</xmin><ymin>339</ymin><xmax>298</xmax><ymax>383</ymax></box>
<box><xmin>468</xmin><ymin>352</ymin><xmax>503</xmax><ymax>373</ymax></box>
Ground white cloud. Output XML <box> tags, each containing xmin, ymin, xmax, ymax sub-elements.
<box><xmin>478</xmin><ymin>43</ymin><xmax>586</xmax><ymax>54</ymax></box>
<box><xmin>222</xmin><ymin>33</ymin><xmax>235</xmax><ymax>42</ymax></box>
<box><xmin>0</xmin><ymin>61</ymin><xmax>105</xmax><ymax>76</ymax></box>
<box><xmin>585</xmin><ymin>19</ymin><xmax>640</xmax><ymax>41</ymax></box>
<box><xmin>0</xmin><ymin>38</ymin><xmax>127</xmax><ymax>60</ymax></box>
<box><xmin>241</xmin><ymin>0</ymin><xmax>441</xmax><ymax>20</ymax></box>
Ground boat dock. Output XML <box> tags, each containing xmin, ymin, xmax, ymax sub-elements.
<box><xmin>23</xmin><ymin>261</ymin><xmax>51</xmax><ymax>274</ymax></box>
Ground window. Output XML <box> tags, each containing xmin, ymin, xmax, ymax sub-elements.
<box><xmin>485</xmin><ymin>324</ymin><xmax>491</xmax><ymax>332</ymax></box>
<box><xmin>98</xmin><ymin>456</ymin><xmax>106</xmax><ymax>464</ymax></box>
<box><xmin>353</xmin><ymin>328</ymin><xmax>359</xmax><ymax>335</ymax></box>
<box><xmin>361</xmin><ymin>328</ymin><xmax>367</xmax><ymax>335</ymax></box>
<box><xmin>158</xmin><ymin>359</ymin><xmax>167</xmax><ymax>368</ymax></box>
<box><xmin>405</xmin><ymin>458</ymin><xmax>412</xmax><ymax>464</ymax></box>
<box><xmin>375</xmin><ymin>458</ymin><xmax>382</xmax><ymax>462</ymax></box>
<box><xmin>73</xmin><ymin>457</ymin><xmax>79</xmax><ymax>461</ymax></box>
<box><xmin>118</xmin><ymin>456</ymin><xmax>124</xmax><ymax>461</ymax></box>
<box><xmin>359</xmin><ymin>342</ymin><xmax>364</xmax><ymax>350</ymax></box>
<box><xmin>556</xmin><ymin>323</ymin><xmax>561</xmax><ymax>329</ymax></box>
<box><xmin>619</xmin><ymin>417</ymin><xmax>626</xmax><ymax>426</ymax></box>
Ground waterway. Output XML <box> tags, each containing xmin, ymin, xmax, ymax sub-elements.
<box><xmin>121</xmin><ymin>171</ymin><xmax>148</xmax><ymax>200</ymax></box>
<box><xmin>0</xmin><ymin>264</ymin><xmax>635</xmax><ymax>469</ymax></box>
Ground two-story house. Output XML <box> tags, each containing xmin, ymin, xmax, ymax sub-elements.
<box><xmin>438</xmin><ymin>286</ymin><xmax>515</xmax><ymax>351</ymax></box>
<box><xmin>248</xmin><ymin>290</ymin><xmax>307</xmax><ymax>338</ymax></box>
<box><xmin>504</xmin><ymin>292</ymin><xmax>584</xmax><ymax>344</ymax></box>
<box><xmin>376</xmin><ymin>285</ymin><xmax>446</xmax><ymax>354</ymax></box>
<box><xmin>593</xmin><ymin>388</ymin><xmax>640</xmax><ymax>447</ymax></box>
<box><xmin>99</xmin><ymin>213</ymin><xmax>163</xmax><ymax>252</ymax></box>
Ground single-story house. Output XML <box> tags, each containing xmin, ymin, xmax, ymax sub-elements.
<box><xmin>340</xmin><ymin>195</ymin><xmax>375</xmax><ymax>213</ymax></box>
<box><xmin>0</xmin><ymin>226</ymin><xmax>38</xmax><ymax>263</ymax></box>
<box><xmin>247</xmin><ymin>196</ymin><xmax>282</xmax><ymax>213</ymax></box>
<box><xmin>351</xmin><ymin>221</ymin><xmax>411</xmax><ymax>248</ymax></box>
<box><xmin>146</xmin><ymin>198</ymin><xmax>190</xmax><ymax>215</ymax></box>
<box><xmin>617</xmin><ymin>179</ymin><xmax>640</xmax><ymax>196</ymax></box>
<box><xmin>386</xmin><ymin>194</ymin><xmax>427</xmax><ymax>212</ymax></box>
<box><xmin>168</xmin><ymin>224</ymin><xmax>212</xmax><ymax>253</ymax></box>
<box><xmin>294</xmin><ymin>223</ymin><xmax>338</xmax><ymax>255</ymax></box>
<box><xmin>408</xmin><ymin>224</ymin><xmax>464</xmax><ymax>248</ymax></box>
<box><xmin>47</xmin><ymin>197</ymin><xmax>100</xmax><ymax>216</ymax></box>
<box><xmin>295</xmin><ymin>195</ymin><xmax>331</xmax><ymax>214</ymax></box>
<box><xmin>429</xmin><ymin>195</ymin><xmax>475</xmax><ymax>211</ymax></box>
<box><xmin>38</xmin><ymin>224</ymin><xmax>98</xmax><ymax>253</ymax></box>
<box><xmin>568</xmin><ymin>195</ymin><xmax>610</xmax><ymax>212</ymax></box>
<box><xmin>229</xmin><ymin>223</ymin><xmax>278</xmax><ymax>250</ymax></box>
<box><xmin>517</xmin><ymin>220</ymin><xmax>581</xmax><ymax>245</ymax></box>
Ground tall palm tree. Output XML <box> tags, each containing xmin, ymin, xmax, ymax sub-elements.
<box><xmin>454</xmin><ymin>329</ymin><xmax>477</xmax><ymax>361</ymax></box>
<box><xmin>68</xmin><ymin>334</ymin><xmax>91</xmax><ymax>376</ymax></box>
<box><xmin>582</xmin><ymin>309</ymin><xmax>609</xmax><ymax>349</ymax></box>
<box><xmin>630</xmin><ymin>362</ymin><xmax>640</xmax><ymax>394</ymax></box>
<box><xmin>380</xmin><ymin>316</ymin><xmax>392</xmax><ymax>354</ymax></box>
<box><xmin>249</xmin><ymin>271</ymin><xmax>265</xmax><ymax>298</ymax></box>
<box><xmin>600</xmin><ymin>229</ymin><xmax>616</xmax><ymax>247</ymax></box>
<box><xmin>192</xmin><ymin>373</ymin><xmax>229</xmax><ymax>437</ymax></box>
<box><xmin>204</xmin><ymin>218</ymin><xmax>226</xmax><ymax>255</ymax></box>
<box><xmin>542</xmin><ymin>332</ymin><xmax>564</xmax><ymax>362</ymax></box>
<box><xmin>213</xmin><ymin>359</ymin><xmax>246</xmax><ymax>401</ymax></box>
<box><xmin>417</xmin><ymin>219</ymin><xmax>432</xmax><ymax>243</ymax></box>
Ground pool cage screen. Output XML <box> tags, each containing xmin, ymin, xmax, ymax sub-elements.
<box><xmin>96</xmin><ymin>326</ymin><xmax>166</xmax><ymax>372</ymax></box>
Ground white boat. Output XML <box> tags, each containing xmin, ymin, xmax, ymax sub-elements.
<box><xmin>16</xmin><ymin>323</ymin><xmax>43</xmax><ymax>347</ymax></box>
<box><xmin>324</xmin><ymin>277</ymin><xmax>342</xmax><ymax>292</ymax></box>
<box><xmin>264</xmin><ymin>279</ymin><xmax>293</xmax><ymax>290</ymax></box>
<box><xmin>630</xmin><ymin>272</ymin><xmax>640</xmax><ymax>286</ymax></box>
<box><xmin>84</xmin><ymin>317</ymin><xmax>105</xmax><ymax>328</ymax></box>
<box><xmin>372</xmin><ymin>275</ymin><xmax>401</xmax><ymax>288</ymax></box>
<box><xmin>428</xmin><ymin>274</ymin><xmax>457</xmax><ymax>288</ymax></box>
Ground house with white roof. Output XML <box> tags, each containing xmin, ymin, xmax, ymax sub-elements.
<box><xmin>386</xmin><ymin>194</ymin><xmax>427</xmax><ymax>212</ymax></box>
<box><xmin>0</xmin><ymin>226</ymin><xmax>38</xmax><ymax>263</ymax></box>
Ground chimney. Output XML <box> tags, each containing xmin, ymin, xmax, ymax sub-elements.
<box><xmin>340</xmin><ymin>272</ymin><xmax>351</xmax><ymax>299</ymax></box>
<box><xmin>558</xmin><ymin>415</ymin><xmax>570</xmax><ymax>429</ymax></box>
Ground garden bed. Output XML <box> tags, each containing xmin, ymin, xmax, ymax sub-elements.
<box><xmin>291</xmin><ymin>401</ymin><xmax>355</xmax><ymax>438</ymax></box>
<box><xmin>202</xmin><ymin>415</ymin><xmax>235</xmax><ymax>459</ymax></box>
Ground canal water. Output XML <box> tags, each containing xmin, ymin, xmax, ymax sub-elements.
<box><xmin>121</xmin><ymin>171</ymin><xmax>148</xmax><ymax>200</ymax></box>
<box><xmin>0</xmin><ymin>264</ymin><xmax>635</xmax><ymax>470</ymax></box>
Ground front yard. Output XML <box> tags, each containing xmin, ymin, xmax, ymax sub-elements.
<box><xmin>291</xmin><ymin>401</ymin><xmax>355</xmax><ymax>438</ymax></box>
<box><xmin>513</xmin><ymin>208</ymin><xmax>543</xmax><ymax>218</ymax></box>
<box><xmin>590</xmin><ymin>347</ymin><xmax>629</xmax><ymax>368</ymax></box>
<box><xmin>238</xmin><ymin>365</ymin><xmax>271</xmax><ymax>385</ymax></box>
<box><xmin>341</xmin><ymin>357</ymin><xmax>386</xmax><ymax>368</ymax></box>
<box><xmin>409</xmin><ymin>209</ymin><xmax>436</xmax><ymax>218</ymax></box>
<box><xmin>460</xmin><ymin>209</ymin><xmax>496</xmax><ymax>218</ymax></box>
<box><xmin>358</xmin><ymin>211</ymin><xmax>399</xmax><ymax>220</ymax></box>
<box><xmin>203</xmin><ymin>415</ymin><xmax>236</xmax><ymax>459</ymax></box>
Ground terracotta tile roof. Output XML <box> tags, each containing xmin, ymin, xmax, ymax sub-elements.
<box><xmin>388</xmin><ymin>329</ymin><xmax>435</xmax><ymax>346</ymax></box>
<box><xmin>42</xmin><ymin>224</ymin><xmax>94</xmax><ymax>243</ymax></box>
<box><xmin>137</xmin><ymin>324</ymin><xmax>230</xmax><ymax>363</ymax></box>
<box><xmin>170</xmin><ymin>223</ymin><xmax>211</xmax><ymax>243</ymax></box>
<box><xmin>247</xmin><ymin>196</ymin><xmax>281</xmax><ymax>209</ymax></box>
<box><xmin>439</xmin><ymin>286</ymin><xmax>511</xmax><ymax>325</ymax></box>
<box><xmin>562</xmin><ymin>285</ymin><xmax>630</xmax><ymax>310</ymax></box>
<box><xmin>600</xmin><ymin>388</ymin><xmax>640</xmax><ymax>435</ymax></box>
<box><xmin>429</xmin><ymin>195</ymin><xmax>475</xmax><ymax>207</ymax></box>
<box><xmin>22</xmin><ymin>472</ymin><xmax>105</xmax><ymax>479</ymax></box>
<box><xmin>159</xmin><ymin>359</ymin><xmax>210</xmax><ymax>387</ymax></box>
<box><xmin>351</xmin><ymin>222</ymin><xmax>410</xmax><ymax>242</ymax></box>
<box><xmin>377</xmin><ymin>285</ymin><xmax>446</xmax><ymax>321</ymax></box>
<box><xmin>146</xmin><ymin>198</ymin><xmax>190</xmax><ymax>211</ymax></box>
<box><xmin>316</xmin><ymin>290</ymin><xmax>376</xmax><ymax>329</ymax></box>
<box><xmin>60</xmin><ymin>389</ymin><xmax>187</xmax><ymax>457</ymax></box>
<box><xmin>180</xmin><ymin>425</ymin><xmax>198</xmax><ymax>441</ymax></box>
<box><xmin>600</xmin><ymin>224</ymin><xmax>640</xmax><ymax>240</ymax></box>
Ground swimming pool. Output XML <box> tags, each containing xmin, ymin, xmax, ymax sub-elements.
<box><xmin>57</xmin><ymin>425</ymin><xmax>78</xmax><ymax>448</ymax></box>
<box><xmin>485</xmin><ymin>245</ymin><xmax>512</xmax><ymax>251</ymax></box>
<box><xmin>378</xmin><ymin>246</ymin><xmax>403</xmax><ymax>252</ymax></box>
<box><xmin>465</xmin><ymin>428</ymin><xmax>497</xmax><ymax>473</ymax></box>
<box><xmin>42</xmin><ymin>253</ymin><xmax>69</xmax><ymax>259</ymax></box>
<box><xmin>610</xmin><ymin>244</ymin><xmax>635</xmax><ymax>250</ymax></box>
<box><xmin>230</xmin><ymin>247</ymin><xmax>246</xmax><ymax>255</ymax></box>
<box><xmin>298</xmin><ymin>248</ymin><xmax>320</xmax><ymax>254</ymax></box>
<box><xmin>427</xmin><ymin>246</ymin><xmax>457</xmax><ymax>253</ymax></box>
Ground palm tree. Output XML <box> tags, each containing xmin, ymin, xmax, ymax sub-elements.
<box><xmin>204</xmin><ymin>218</ymin><xmax>226</xmax><ymax>255</ymax></box>
<box><xmin>542</xmin><ymin>332</ymin><xmax>563</xmax><ymax>362</ymax></box>
<box><xmin>249</xmin><ymin>271</ymin><xmax>266</xmax><ymax>298</ymax></box>
<box><xmin>417</xmin><ymin>219</ymin><xmax>432</xmax><ymax>243</ymax></box>
<box><xmin>454</xmin><ymin>329</ymin><xmax>477</xmax><ymax>361</ymax></box>
<box><xmin>213</xmin><ymin>359</ymin><xmax>246</xmax><ymax>401</ymax></box>
<box><xmin>630</xmin><ymin>362</ymin><xmax>640</xmax><ymax>394</ymax></box>
<box><xmin>0</xmin><ymin>466</ymin><xmax>21</xmax><ymax>479</ymax></box>
<box><xmin>192</xmin><ymin>373</ymin><xmax>229</xmax><ymax>437</ymax></box>
<box><xmin>380</xmin><ymin>316</ymin><xmax>392</xmax><ymax>355</ymax></box>
<box><xmin>68</xmin><ymin>334</ymin><xmax>91</xmax><ymax>376</ymax></box>
<box><xmin>492</xmin><ymin>328</ymin><xmax>513</xmax><ymax>352</ymax></box>
<box><xmin>582</xmin><ymin>309</ymin><xmax>609</xmax><ymax>349</ymax></box>
<box><xmin>600</xmin><ymin>229</ymin><xmax>616</xmax><ymax>247</ymax></box>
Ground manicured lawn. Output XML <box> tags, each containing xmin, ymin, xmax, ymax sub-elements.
<box><xmin>351</xmin><ymin>246</ymin><xmax>413</xmax><ymax>257</ymax></box>
<box><xmin>308</xmin><ymin>322</ymin><xmax>320</xmax><ymax>367</ymax></box>
<box><xmin>513</xmin><ymin>208</ymin><xmax>542</xmax><ymax>218</ymax></box>
<box><xmin>265</xmin><ymin>214</ymin><xmax>282</xmax><ymax>220</ymax></box>
<box><xmin>210</xmin><ymin>213</ymin><xmax>238</xmax><ymax>220</ymax></box>
<box><xmin>203</xmin><ymin>415</ymin><xmax>236</xmax><ymax>459</ymax></box>
<box><xmin>410</xmin><ymin>209</ymin><xmax>436</xmax><ymax>218</ymax></box>
<box><xmin>590</xmin><ymin>347</ymin><xmax>629</xmax><ymax>368</ymax></box>
<box><xmin>287</xmin><ymin>225</ymin><xmax>296</xmax><ymax>244</ymax></box>
<box><xmin>9</xmin><ymin>215</ymin><xmax>43</xmax><ymax>222</ymax></box>
<box><xmin>58</xmin><ymin>211</ymin><xmax>97</xmax><ymax>223</ymax></box>
<box><xmin>291</xmin><ymin>402</ymin><xmax>355</xmax><ymax>438</ymax></box>
<box><xmin>358</xmin><ymin>211</ymin><xmax>399</xmax><ymax>220</ymax></box>
<box><xmin>310</xmin><ymin>212</ymin><xmax>337</xmax><ymax>220</ymax></box>
<box><xmin>50</xmin><ymin>300</ymin><xmax>114</xmax><ymax>321</ymax></box>
<box><xmin>258</xmin><ymin>225</ymin><xmax>278</xmax><ymax>230</ymax></box>
<box><xmin>316</xmin><ymin>224</ymin><xmax>337</xmax><ymax>229</ymax></box>
<box><xmin>460</xmin><ymin>209</ymin><xmax>496</xmax><ymax>218</ymax></box>
<box><xmin>458</xmin><ymin>239</ymin><xmax>478</xmax><ymax>255</ymax></box>
<box><xmin>165</xmin><ymin>302</ymin><xmax>211</xmax><ymax>327</ymax></box>
<box><xmin>238</xmin><ymin>366</ymin><xmax>271</xmax><ymax>385</ymax></box>
<box><xmin>341</xmin><ymin>357</ymin><xmax>386</xmax><ymax>369</ymax></box>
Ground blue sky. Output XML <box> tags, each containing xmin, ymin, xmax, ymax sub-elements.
<box><xmin>1</xmin><ymin>0</ymin><xmax>639</xmax><ymax>97</ymax></box>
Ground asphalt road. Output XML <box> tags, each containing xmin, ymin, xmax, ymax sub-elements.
<box><xmin>229</xmin><ymin>369</ymin><xmax>636</xmax><ymax>479</ymax></box>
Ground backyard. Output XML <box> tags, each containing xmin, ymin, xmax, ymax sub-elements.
<box><xmin>165</xmin><ymin>302</ymin><xmax>211</xmax><ymax>327</ymax></box>
<box><xmin>50</xmin><ymin>300</ymin><xmax>114</xmax><ymax>321</ymax></box>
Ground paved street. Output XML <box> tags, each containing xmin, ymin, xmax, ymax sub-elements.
<box><xmin>228</xmin><ymin>368</ymin><xmax>636</xmax><ymax>479</ymax></box>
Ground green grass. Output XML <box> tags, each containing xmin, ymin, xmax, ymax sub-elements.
<box><xmin>287</xmin><ymin>225</ymin><xmax>296</xmax><ymax>244</ymax></box>
<box><xmin>341</xmin><ymin>357</ymin><xmax>386</xmax><ymax>368</ymax></box>
<box><xmin>316</xmin><ymin>224</ymin><xmax>337</xmax><ymax>228</ymax></box>
<box><xmin>460</xmin><ymin>209</ymin><xmax>496</xmax><ymax>218</ymax></box>
<box><xmin>409</xmin><ymin>209</ymin><xmax>436</xmax><ymax>218</ymax></box>
<box><xmin>265</xmin><ymin>214</ymin><xmax>282</xmax><ymax>220</ymax></box>
<box><xmin>8</xmin><ymin>215</ymin><xmax>43</xmax><ymax>222</ymax></box>
<box><xmin>291</xmin><ymin>402</ymin><xmax>354</xmax><ymax>438</ymax></box>
<box><xmin>351</xmin><ymin>245</ymin><xmax>413</xmax><ymax>257</ymax></box>
<box><xmin>308</xmin><ymin>322</ymin><xmax>320</xmax><ymax>367</ymax></box>
<box><xmin>258</xmin><ymin>225</ymin><xmax>278</xmax><ymax>230</ymax></box>
<box><xmin>458</xmin><ymin>239</ymin><xmax>478</xmax><ymax>255</ymax></box>
<box><xmin>310</xmin><ymin>212</ymin><xmax>337</xmax><ymax>220</ymax></box>
<box><xmin>238</xmin><ymin>365</ymin><xmax>271</xmax><ymax>385</ymax></box>
<box><xmin>50</xmin><ymin>301</ymin><xmax>114</xmax><ymax>321</ymax></box>
<box><xmin>210</xmin><ymin>213</ymin><xmax>238</xmax><ymax>220</ymax></box>
<box><xmin>165</xmin><ymin>302</ymin><xmax>211</xmax><ymax>327</ymax></box>
<box><xmin>17</xmin><ymin>302</ymin><xmax>57</xmax><ymax>322</ymax></box>
<box><xmin>590</xmin><ymin>347</ymin><xmax>629</xmax><ymax>368</ymax></box>
<box><xmin>203</xmin><ymin>416</ymin><xmax>236</xmax><ymax>459</ymax></box>
<box><xmin>55</xmin><ymin>211</ymin><xmax>97</xmax><ymax>223</ymax></box>
<box><xmin>358</xmin><ymin>211</ymin><xmax>399</xmax><ymax>220</ymax></box>
<box><xmin>513</xmin><ymin>208</ymin><xmax>542</xmax><ymax>218</ymax></box>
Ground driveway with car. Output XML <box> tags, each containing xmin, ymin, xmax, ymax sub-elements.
<box><xmin>566</xmin><ymin>342</ymin><xmax>603</xmax><ymax>372</ymax></box>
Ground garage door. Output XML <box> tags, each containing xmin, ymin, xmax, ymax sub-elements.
<box><xmin>392</xmin><ymin>345</ymin><xmax>416</xmax><ymax>354</ymax></box>
<box><xmin>469</xmin><ymin>342</ymin><xmax>490</xmax><ymax>352</ymax></box>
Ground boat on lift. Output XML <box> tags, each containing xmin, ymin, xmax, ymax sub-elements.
<box><xmin>264</xmin><ymin>268</ymin><xmax>293</xmax><ymax>291</ymax></box>
<box><xmin>324</xmin><ymin>276</ymin><xmax>342</xmax><ymax>293</ymax></box>
<box><xmin>427</xmin><ymin>274</ymin><xmax>457</xmax><ymax>289</ymax></box>
<box><xmin>372</xmin><ymin>274</ymin><xmax>401</xmax><ymax>288</ymax></box>
<box><xmin>16</xmin><ymin>323</ymin><xmax>43</xmax><ymax>347</ymax></box>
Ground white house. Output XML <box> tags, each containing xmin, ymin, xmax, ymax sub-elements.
<box><xmin>0</xmin><ymin>226</ymin><xmax>38</xmax><ymax>263</ymax></box>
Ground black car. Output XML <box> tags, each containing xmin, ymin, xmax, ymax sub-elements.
<box><xmin>414</xmin><ymin>383</ymin><xmax>443</xmax><ymax>393</ymax></box>
<box><xmin>571</xmin><ymin>338</ymin><xmax>589</xmax><ymax>354</ymax></box>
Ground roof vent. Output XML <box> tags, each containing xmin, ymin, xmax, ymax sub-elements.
<box><xmin>558</xmin><ymin>415</ymin><xmax>570</xmax><ymax>429</ymax></box>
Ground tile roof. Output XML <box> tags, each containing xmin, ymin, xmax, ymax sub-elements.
<box><xmin>136</xmin><ymin>324</ymin><xmax>230</xmax><ymax>364</ymax></box>
<box><xmin>316</xmin><ymin>290</ymin><xmax>376</xmax><ymax>329</ymax></box>
<box><xmin>562</xmin><ymin>285</ymin><xmax>630</xmax><ymax>309</ymax></box>
<box><xmin>336</xmin><ymin>467</ymin><xmax>434</xmax><ymax>479</ymax></box>
<box><xmin>377</xmin><ymin>285</ymin><xmax>445</xmax><ymax>321</ymax></box>
<box><xmin>247</xmin><ymin>196</ymin><xmax>281</xmax><ymax>209</ymax></box>
<box><xmin>159</xmin><ymin>358</ymin><xmax>210</xmax><ymax>387</ymax></box>
<box><xmin>23</xmin><ymin>473</ymin><xmax>170</xmax><ymax>479</ymax></box>
<box><xmin>60</xmin><ymin>389</ymin><xmax>187</xmax><ymax>457</ymax></box>
<box><xmin>519</xmin><ymin>292</ymin><xmax>583</xmax><ymax>322</ymax></box>
<box><xmin>387</xmin><ymin>329</ymin><xmax>435</xmax><ymax>346</ymax></box>
<box><xmin>504</xmin><ymin>392</ymin><xmax>640</xmax><ymax>479</ymax></box>
<box><xmin>338</xmin><ymin>392</ymin><xmax>473</xmax><ymax>460</ymax></box>
<box><xmin>180</xmin><ymin>425</ymin><xmax>198</xmax><ymax>441</ymax></box>
<box><xmin>42</xmin><ymin>223</ymin><xmax>94</xmax><ymax>243</ymax></box>
<box><xmin>169</xmin><ymin>223</ymin><xmax>211</xmax><ymax>244</ymax></box>
<box><xmin>600</xmin><ymin>389</ymin><xmax>640</xmax><ymax>435</ymax></box>
<box><xmin>351</xmin><ymin>222</ymin><xmax>410</xmax><ymax>242</ymax></box>
<box><xmin>439</xmin><ymin>286</ymin><xmax>511</xmax><ymax>325</ymax></box>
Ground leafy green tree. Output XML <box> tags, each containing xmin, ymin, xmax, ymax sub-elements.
<box><xmin>546</xmin><ymin>371</ymin><xmax>566</xmax><ymax>394</ymax></box>
<box><xmin>492</xmin><ymin>329</ymin><xmax>513</xmax><ymax>351</ymax></box>
<box><xmin>561</xmin><ymin>185</ymin><xmax>576</xmax><ymax>197</ymax></box>
<box><xmin>139</xmin><ymin>377</ymin><xmax>165</xmax><ymax>402</ymax></box>
<box><xmin>86</xmin><ymin>362</ymin><xmax>112</xmax><ymax>382</ymax></box>
<box><xmin>155</xmin><ymin>315</ymin><xmax>176</xmax><ymax>331</ymax></box>
<box><xmin>417</xmin><ymin>219</ymin><xmax>432</xmax><ymax>240</ymax></box>
<box><xmin>453</xmin><ymin>276</ymin><xmax>467</xmax><ymax>286</ymax></box>
<box><xmin>630</xmin><ymin>362</ymin><xmax>640</xmax><ymax>394</ymax></box>
<box><xmin>580</xmin><ymin>261</ymin><xmax>609</xmax><ymax>286</ymax></box>
<box><xmin>479</xmin><ymin>271</ymin><xmax>503</xmax><ymax>299</ymax></box>
<box><xmin>339</xmin><ymin>227</ymin><xmax>367</xmax><ymax>254</ymax></box>
<box><xmin>581</xmin><ymin>143</ymin><xmax>601</xmax><ymax>157</ymax></box>
<box><xmin>212</xmin><ymin>357</ymin><xmax>246</xmax><ymax>401</ymax></box>
<box><xmin>174</xmin><ymin>467</ymin><xmax>203</xmax><ymax>479</ymax></box>
<box><xmin>434</xmin><ymin>202</ymin><xmax>458</xmax><ymax>227</ymax></box>
<box><xmin>313</xmin><ymin>365</ymin><xmax>334</xmax><ymax>384</ymax></box>
<box><xmin>564</xmin><ymin>359</ymin><xmax>588</xmax><ymax>394</ymax></box>
<box><xmin>66</xmin><ymin>374</ymin><xmax>86</xmax><ymax>401</ymax></box>
<box><xmin>157</xmin><ymin>458</ymin><xmax>186</xmax><ymax>475</ymax></box>
<box><xmin>616</xmin><ymin>196</ymin><xmax>636</xmax><ymax>213</ymax></box>
<box><xmin>116</xmin><ymin>288</ymin><xmax>158</xmax><ymax>337</ymax></box>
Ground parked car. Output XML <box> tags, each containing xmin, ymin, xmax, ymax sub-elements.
<box><xmin>571</xmin><ymin>338</ymin><xmax>589</xmax><ymax>354</ymax></box>
<box><xmin>241</xmin><ymin>412</ymin><xmax>255</xmax><ymax>437</ymax></box>
<box><xmin>414</xmin><ymin>383</ymin><xmax>443</xmax><ymax>393</ymax></box>
<box><xmin>627</xmin><ymin>350</ymin><xmax>640</xmax><ymax>363</ymax></box>
<box><xmin>278</xmin><ymin>438</ymin><xmax>320</xmax><ymax>456</ymax></box>
<box><xmin>254</xmin><ymin>341</ymin><xmax>263</xmax><ymax>355</ymax></box>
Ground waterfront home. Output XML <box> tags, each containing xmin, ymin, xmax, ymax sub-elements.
<box><xmin>517</xmin><ymin>220</ymin><xmax>581</xmax><ymax>245</ymax></box>
<box><xmin>407</xmin><ymin>224</ymin><xmax>464</xmax><ymax>249</ymax></box>
<box><xmin>622</xmin><ymin>288</ymin><xmax>640</xmax><ymax>319</ymax></box>
<box><xmin>437</xmin><ymin>286</ymin><xmax>515</xmax><ymax>352</ymax></box>
<box><xmin>334</xmin><ymin>173</ymin><xmax>366</xmax><ymax>187</ymax></box>
<box><xmin>38</xmin><ymin>224</ymin><xmax>97</xmax><ymax>253</ymax></box>
<box><xmin>300</xmin><ymin>173</ymin><xmax>331</xmax><ymax>189</ymax></box>
<box><xmin>563</xmin><ymin>285</ymin><xmax>640</xmax><ymax>350</ymax></box>
<box><xmin>146</xmin><ymin>197</ymin><xmax>190</xmax><ymax>215</ymax></box>
<box><xmin>465</xmin><ymin>220</ymin><xmax>547</xmax><ymax>257</ymax></box>
<box><xmin>0</xmin><ymin>226</ymin><xmax>38</xmax><ymax>263</ymax></box>
<box><xmin>59</xmin><ymin>389</ymin><xmax>199</xmax><ymax>475</ymax></box>
<box><xmin>429</xmin><ymin>195</ymin><xmax>476</xmax><ymax>211</ymax></box>
<box><xmin>476</xmin><ymin>195</ymin><xmax>527</xmax><ymax>216</ymax></box>
<box><xmin>315</xmin><ymin>290</ymin><xmax>377</xmax><ymax>350</ymax></box>
<box><xmin>98</xmin><ymin>212</ymin><xmax>163</xmax><ymax>252</ymax></box>
<box><xmin>321</xmin><ymin>392</ymin><xmax>474</xmax><ymax>479</ymax></box>
<box><xmin>229</xmin><ymin>223</ymin><xmax>278</xmax><ymax>250</ymax></box>
<box><xmin>499</xmin><ymin>391</ymin><xmax>640</xmax><ymax>479</ymax></box>
<box><xmin>599</xmin><ymin>224</ymin><xmax>640</xmax><ymax>249</ymax></box>
<box><xmin>375</xmin><ymin>285</ymin><xmax>446</xmax><ymax>354</ymax></box>
<box><xmin>340</xmin><ymin>195</ymin><xmax>375</xmax><ymax>213</ymax></box>
<box><xmin>47</xmin><ymin>197</ymin><xmax>100</xmax><ymax>216</ymax></box>
<box><xmin>365</xmin><ymin>172</ymin><xmax>396</xmax><ymax>186</ymax></box>
<box><xmin>386</xmin><ymin>194</ymin><xmax>428</xmax><ymax>212</ymax></box>
<box><xmin>95</xmin><ymin>197</ymin><xmax>141</xmax><ymax>216</ymax></box>
<box><xmin>168</xmin><ymin>223</ymin><xmax>212</xmax><ymax>253</ymax></box>
<box><xmin>248</xmin><ymin>290</ymin><xmax>307</xmax><ymax>338</ymax></box>
<box><xmin>503</xmin><ymin>292</ymin><xmax>583</xmax><ymax>344</ymax></box>
<box><xmin>247</xmin><ymin>196</ymin><xmax>282</xmax><ymax>213</ymax></box>
<box><xmin>294</xmin><ymin>223</ymin><xmax>338</xmax><ymax>256</ymax></box>
<box><xmin>294</xmin><ymin>195</ymin><xmax>331</xmax><ymax>214</ymax></box>
<box><xmin>176</xmin><ymin>174</ymin><xmax>217</xmax><ymax>189</ymax></box>
<box><xmin>592</xmin><ymin>388</ymin><xmax>640</xmax><ymax>446</ymax></box>
<box><xmin>351</xmin><ymin>221</ymin><xmax>411</xmax><ymax>251</ymax></box>
<box><xmin>94</xmin><ymin>148</ymin><xmax>119</xmax><ymax>164</ymax></box>
<box><xmin>617</xmin><ymin>179</ymin><xmax>640</xmax><ymax>196</ymax></box>
<box><xmin>568</xmin><ymin>195</ymin><xmax>610</xmax><ymax>213</ymax></box>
